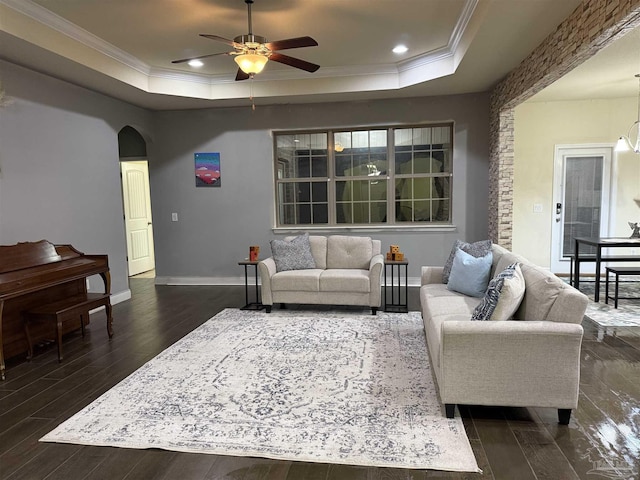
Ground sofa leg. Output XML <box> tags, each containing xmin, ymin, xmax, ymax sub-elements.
<box><xmin>445</xmin><ymin>404</ymin><xmax>455</xmax><ymax>418</ymax></box>
<box><xmin>265</xmin><ymin>305</ymin><xmax>272</xmax><ymax>313</ymax></box>
<box><xmin>558</xmin><ymin>408</ymin><xmax>572</xmax><ymax>425</ymax></box>
<box><xmin>371</xmin><ymin>307</ymin><xmax>378</xmax><ymax>315</ymax></box>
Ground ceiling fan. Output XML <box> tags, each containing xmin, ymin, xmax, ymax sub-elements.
<box><xmin>172</xmin><ymin>0</ymin><xmax>320</xmax><ymax>81</ymax></box>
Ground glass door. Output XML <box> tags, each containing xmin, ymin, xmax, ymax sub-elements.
<box><xmin>551</xmin><ymin>146</ymin><xmax>612</xmax><ymax>273</ymax></box>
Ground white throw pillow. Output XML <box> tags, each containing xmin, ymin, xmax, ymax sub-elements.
<box><xmin>446</xmin><ymin>248</ymin><xmax>493</xmax><ymax>298</ymax></box>
<box><xmin>471</xmin><ymin>263</ymin><xmax>525</xmax><ymax>321</ymax></box>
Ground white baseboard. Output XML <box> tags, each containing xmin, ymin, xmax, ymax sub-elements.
<box><xmin>89</xmin><ymin>288</ymin><xmax>131</xmax><ymax>314</ymax></box>
<box><xmin>154</xmin><ymin>276</ymin><xmax>247</xmax><ymax>286</ymax></box>
<box><xmin>154</xmin><ymin>276</ymin><xmax>423</xmax><ymax>287</ymax></box>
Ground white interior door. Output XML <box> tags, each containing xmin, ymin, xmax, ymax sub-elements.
<box><xmin>121</xmin><ymin>161</ymin><xmax>155</xmax><ymax>276</ymax></box>
<box><xmin>551</xmin><ymin>145</ymin><xmax>612</xmax><ymax>273</ymax></box>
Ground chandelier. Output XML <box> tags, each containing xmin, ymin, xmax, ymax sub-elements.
<box><xmin>615</xmin><ymin>74</ymin><xmax>640</xmax><ymax>154</ymax></box>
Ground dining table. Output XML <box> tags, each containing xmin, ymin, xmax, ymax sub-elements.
<box><xmin>573</xmin><ymin>236</ymin><xmax>640</xmax><ymax>302</ymax></box>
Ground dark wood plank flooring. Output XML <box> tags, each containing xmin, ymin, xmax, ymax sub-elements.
<box><xmin>1</xmin><ymin>280</ymin><xmax>638</xmax><ymax>479</ymax></box>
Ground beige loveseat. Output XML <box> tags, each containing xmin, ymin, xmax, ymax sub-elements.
<box><xmin>259</xmin><ymin>235</ymin><xmax>384</xmax><ymax>314</ymax></box>
<box><xmin>420</xmin><ymin>243</ymin><xmax>588</xmax><ymax>424</ymax></box>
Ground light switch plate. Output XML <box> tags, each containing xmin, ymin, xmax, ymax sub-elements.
<box><xmin>171</xmin><ymin>212</ymin><xmax>178</xmax><ymax>221</ymax></box>
<box><xmin>533</xmin><ymin>203</ymin><xmax>543</xmax><ymax>213</ymax></box>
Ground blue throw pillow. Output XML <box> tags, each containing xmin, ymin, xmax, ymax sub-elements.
<box><xmin>442</xmin><ymin>239</ymin><xmax>492</xmax><ymax>284</ymax></box>
<box><xmin>446</xmin><ymin>248</ymin><xmax>493</xmax><ymax>297</ymax></box>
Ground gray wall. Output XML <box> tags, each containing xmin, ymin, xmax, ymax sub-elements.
<box><xmin>0</xmin><ymin>59</ymin><xmax>489</xmax><ymax>292</ymax></box>
<box><xmin>0</xmin><ymin>60</ymin><xmax>153</xmax><ymax>299</ymax></box>
<box><xmin>151</xmin><ymin>94</ymin><xmax>490</xmax><ymax>283</ymax></box>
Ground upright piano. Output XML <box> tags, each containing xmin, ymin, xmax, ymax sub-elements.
<box><xmin>0</xmin><ymin>240</ymin><xmax>111</xmax><ymax>380</ymax></box>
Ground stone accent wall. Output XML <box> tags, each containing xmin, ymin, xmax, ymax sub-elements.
<box><xmin>488</xmin><ymin>0</ymin><xmax>640</xmax><ymax>249</ymax></box>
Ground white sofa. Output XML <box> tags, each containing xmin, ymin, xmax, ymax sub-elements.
<box><xmin>420</xmin><ymin>243</ymin><xmax>588</xmax><ymax>424</ymax></box>
<box><xmin>258</xmin><ymin>235</ymin><xmax>384</xmax><ymax>314</ymax></box>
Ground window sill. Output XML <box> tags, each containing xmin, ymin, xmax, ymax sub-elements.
<box><xmin>273</xmin><ymin>225</ymin><xmax>458</xmax><ymax>234</ymax></box>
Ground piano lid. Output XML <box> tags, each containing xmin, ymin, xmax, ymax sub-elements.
<box><xmin>0</xmin><ymin>240</ymin><xmax>64</xmax><ymax>274</ymax></box>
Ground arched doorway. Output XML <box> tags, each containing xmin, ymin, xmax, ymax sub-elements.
<box><xmin>118</xmin><ymin>126</ymin><xmax>155</xmax><ymax>277</ymax></box>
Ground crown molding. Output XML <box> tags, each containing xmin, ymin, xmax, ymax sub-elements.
<box><xmin>398</xmin><ymin>0</ymin><xmax>479</xmax><ymax>73</ymax></box>
<box><xmin>1</xmin><ymin>0</ymin><xmax>482</xmax><ymax>99</ymax></box>
<box><xmin>0</xmin><ymin>0</ymin><xmax>150</xmax><ymax>75</ymax></box>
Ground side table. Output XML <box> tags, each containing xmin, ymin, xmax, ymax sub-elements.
<box><xmin>238</xmin><ymin>261</ymin><xmax>264</xmax><ymax>310</ymax></box>
<box><xmin>384</xmin><ymin>258</ymin><xmax>408</xmax><ymax>313</ymax></box>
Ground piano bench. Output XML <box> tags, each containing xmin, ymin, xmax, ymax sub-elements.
<box><xmin>23</xmin><ymin>293</ymin><xmax>113</xmax><ymax>362</ymax></box>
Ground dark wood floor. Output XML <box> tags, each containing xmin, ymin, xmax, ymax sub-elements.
<box><xmin>1</xmin><ymin>279</ymin><xmax>638</xmax><ymax>480</ymax></box>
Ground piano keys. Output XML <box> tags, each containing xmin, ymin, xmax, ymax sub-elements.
<box><xmin>0</xmin><ymin>240</ymin><xmax>112</xmax><ymax>380</ymax></box>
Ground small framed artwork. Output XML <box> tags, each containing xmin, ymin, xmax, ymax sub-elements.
<box><xmin>195</xmin><ymin>152</ymin><xmax>221</xmax><ymax>187</ymax></box>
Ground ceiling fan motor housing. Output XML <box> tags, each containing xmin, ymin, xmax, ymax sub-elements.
<box><xmin>234</xmin><ymin>34</ymin><xmax>268</xmax><ymax>48</ymax></box>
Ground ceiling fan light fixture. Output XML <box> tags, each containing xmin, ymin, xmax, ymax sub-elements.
<box><xmin>187</xmin><ymin>59</ymin><xmax>204</xmax><ymax>68</ymax></box>
<box><xmin>235</xmin><ymin>53</ymin><xmax>268</xmax><ymax>74</ymax></box>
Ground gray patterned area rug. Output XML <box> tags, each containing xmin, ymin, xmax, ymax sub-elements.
<box><xmin>41</xmin><ymin>308</ymin><xmax>480</xmax><ymax>473</ymax></box>
<box><xmin>578</xmin><ymin>278</ymin><xmax>640</xmax><ymax>327</ymax></box>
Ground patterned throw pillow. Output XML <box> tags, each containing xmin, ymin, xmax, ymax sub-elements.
<box><xmin>442</xmin><ymin>239</ymin><xmax>492</xmax><ymax>284</ymax></box>
<box><xmin>471</xmin><ymin>263</ymin><xmax>525</xmax><ymax>321</ymax></box>
<box><xmin>270</xmin><ymin>233</ymin><xmax>317</xmax><ymax>272</ymax></box>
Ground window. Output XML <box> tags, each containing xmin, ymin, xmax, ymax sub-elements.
<box><xmin>274</xmin><ymin>123</ymin><xmax>453</xmax><ymax>227</ymax></box>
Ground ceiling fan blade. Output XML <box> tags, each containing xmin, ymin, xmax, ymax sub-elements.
<box><xmin>235</xmin><ymin>68</ymin><xmax>251</xmax><ymax>81</ymax></box>
<box><xmin>171</xmin><ymin>52</ymin><xmax>230</xmax><ymax>64</ymax></box>
<box><xmin>269</xmin><ymin>52</ymin><xmax>320</xmax><ymax>73</ymax></box>
<box><xmin>200</xmin><ymin>34</ymin><xmax>243</xmax><ymax>49</ymax></box>
<box><xmin>266</xmin><ymin>36</ymin><xmax>318</xmax><ymax>51</ymax></box>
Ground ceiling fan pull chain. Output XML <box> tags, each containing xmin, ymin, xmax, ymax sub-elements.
<box><xmin>250</xmin><ymin>75</ymin><xmax>256</xmax><ymax>111</ymax></box>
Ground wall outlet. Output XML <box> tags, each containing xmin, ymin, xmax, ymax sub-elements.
<box><xmin>533</xmin><ymin>203</ymin><xmax>543</xmax><ymax>213</ymax></box>
<box><xmin>171</xmin><ymin>212</ymin><xmax>178</xmax><ymax>222</ymax></box>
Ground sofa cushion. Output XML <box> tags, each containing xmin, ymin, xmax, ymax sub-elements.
<box><xmin>447</xmin><ymin>249</ymin><xmax>493</xmax><ymax>298</ymax></box>
<box><xmin>420</xmin><ymin>286</ymin><xmax>482</xmax><ymax>369</ymax></box>
<box><xmin>492</xmin><ymin>247</ymin><xmax>528</xmax><ymax>279</ymax></box>
<box><xmin>515</xmin><ymin>263</ymin><xmax>563</xmax><ymax>321</ymax></box>
<box><xmin>271</xmin><ymin>233</ymin><xmax>316</xmax><ymax>272</ymax></box>
<box><xmin>308</xmin><ymin>236</ymin><xmax>328</xmax><ymax>270</ymax></box>
<box><xmin>326</xmin><ymin>235</ymin><xmax>373</xmax><ymax>269</ymax></box>
<box><xmin>471</xmin><ymin>263</ymin><xmax>525</xmax><ymax>321</ymax></box>
<box><xmin>443</xmin><ymin>239</ymin><xmax>492</xmax><ymax>284</ymax></box>
<box><xmin>421</xmin><ymin>283</ymin><xmax>466</xmax><ymax>298</ymax></box>
<box><xmin>319</xmin><ymin>269</ymin><xmax>370</xmax><ymax>293</ymax></box>
<box><xmin>271</xmin><ymin>269</ymin><xmax>322</xmax><ymax>292</ymax></box>
<box><xmin>422</xmin><ymin>292</ymin><xmax>482</xmax><ymax>318</ymax></box>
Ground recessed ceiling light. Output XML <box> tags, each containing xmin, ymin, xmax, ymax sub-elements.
<box><xmin>392</xmin><ymin>45</ymin><xmax>408</xmax><ymax>54</ymax></box>
<box><xmin>188</xmin><ymin>59</ymin><xmax>204</xmax><ymax>68</ymax></box>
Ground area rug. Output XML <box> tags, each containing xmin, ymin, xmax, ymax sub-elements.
<box><xmin>578</xmin><ymin>278</ymin><xmax>640</xmax><ymax>327</ymax></box>
<box><xmin>585</xmin><ymin>302</ymin><xmax>640</xmax><ymax>327</ymax></box>
<box><xmin>41</xmin><ymin>308</ymin><xmax>480</xmax><ymax>473</ymax></box>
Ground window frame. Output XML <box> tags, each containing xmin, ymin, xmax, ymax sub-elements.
<box><xmin>272</xmin><ymin>122</ymin><xmax>454</xmax><ymax>230</ymax></box>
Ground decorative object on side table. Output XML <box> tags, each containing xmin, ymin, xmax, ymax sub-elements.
<box><xmin>249</xmin><ymin>245</ymin><xmax>260</xmax><ymax>261</ymax></box>
<box><xmin>629</xmin><ymin>222</ymin><xmax>640</xmax><ymax>238</ymax></box>
<box><xmin>386</xmin><ymin>244</ymin><xmax>405</xmax><ymax>261</ymax></box>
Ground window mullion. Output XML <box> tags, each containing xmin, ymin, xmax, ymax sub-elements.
<box><xmin>327</xmin><ymin>130</ymin><xmax>336</xmax><ymax>226</ymax></box>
